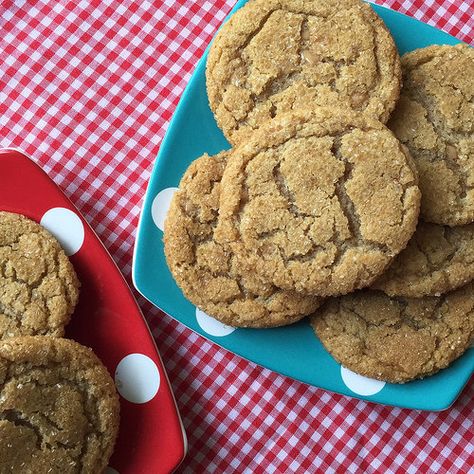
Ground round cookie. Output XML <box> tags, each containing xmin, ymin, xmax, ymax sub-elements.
<box><xmin>0</xmin><ymin>212</ymin><xmax>80</xmax><ymax>340</ymax></box>
<box><xmin>215</xmin><ymin>108</ymin><xmax>421</xmax><ymax>296</ymax></box>
<box><xmin>206</xmin><ymin>0</ymin><xmax>401</xmax><ymax>144</ymax></box>
<box><xmin>310</xmin><ymin>284</ymin><xmax>474</xmax><ymax>383</ymax></box>
<box><xmin>0</xmin><ymin>336</ymin><xmax>120</xmax><ymax>473</ymax></box>
<box><xmin>389</xmin><ymin>44</ymin><xmax>474</xmax><ymax>225</ymax></box>
<box><xmin>373</xmin><ymin>221</ymin><xmax>474</xmax><ymax>297</ymax></box>
<box><xmin>164</xmin><ymin>151</ymin><xmax>321</xmax><ymax>328</ymax></box>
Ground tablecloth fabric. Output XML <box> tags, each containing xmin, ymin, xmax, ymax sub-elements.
<box><xmin>1</xmin><ymin>0</ymin><xmax>473</xmax><ymax>472</ymax></box>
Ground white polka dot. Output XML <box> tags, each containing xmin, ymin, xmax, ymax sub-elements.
<box><xmin>151</xmin><ymin>187</ymin><xmax>178</xmax><ymax>231</ymax></box>
<box><xmin>340</xmin><ymin>366</ymin><xmax>385</xmax><ymax>396</ymax></box>
<box><xmin>105</xmin><ymin>468</ymin><xmax>119</xmax><ymax>474</ymax></box>
<box><xmin>40</xmin><ymin>207</ymin><xmax>84</xmax><ymax>256</ymax></box>
<box><xmin>115</xmin><ymin>354</ymin><xmax>160</xmax><ymax>404</ymax></box>
<box><xmin>196</xmin><ymin>308</ymin><xmax>236</xmax><ymax>337</ymax></box>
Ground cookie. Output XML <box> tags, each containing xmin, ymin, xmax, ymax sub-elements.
<box><xmin>389</xmin><ymin>44</ymin><xmax>474</xmax><ymax>225</ymax></box>
<box><xmin>310</xmin><ymin>284</ymin><xmax>474</xmax><ymax>383</ymax></box>
<box><xmin>373</xmin><ymin>221</ymin><xmax>474</xmax><ymax>297</ymax></box>
<box><xmin>164</xmin><ymin>151</ymin><xmax>321</xmax><ymax>327</ymax></box>
<box><xmin>215</xmin><ymin>108</ymin><xmax>420</xmax><ymax>296</ymax></box>
<box><xmin>0</xmin><ymin>336</ymin><xmax>120</xmax><ymax>473</ymax></box>
<box><xmin>0</xmin><ymin>212</ymin><xmax>80</xmax><ymax>340</ymax></box>
<box><xmin>206</xmin><ymin>0</ymin><xmax>401</xmax><ymax>144</ymax></box>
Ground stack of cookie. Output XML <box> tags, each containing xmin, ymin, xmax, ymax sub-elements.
<box><xmin>0</xmin><ymin>212</ymin><xmax>119</xmax><ymax>472</ymax></box>
<box><xmin>164</xmin><ymin>0</ymin><xmax>474</xmax><ymax>383</ymax></box>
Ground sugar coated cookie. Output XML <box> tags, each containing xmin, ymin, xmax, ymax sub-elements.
<box><xmin>0</xmin><ymin>212</ymin><xmax>80</xmax><ymax>340</ymax></box>
<box><xmin>311</xmin><ymin>284</ymin><xmax>474</xmax><ymax>383</ymax></box>
<box><xmin>373</xmin><ymin>221</ymin><xmax>474</xmax><ymax>297</ymax></box>
<box><xmin>389</xmin><ymin>44</ymin><xmax>474</xmax><ymax>225</ymax></box>
<box><xmin>215</xmin><ymin>108</ymin><xmax>420</xmax><ymax>296</ymax></box>
<box><xmin>0</xmin><ymin>336</ymin><xmax>120</xmax><ymax>473</ymax></box>
<box><xmin>164</xmin><ymin>151</ymin><xmax>321</xmax><ymax>327</ymax></box>
<box><xmin>207</xmin><ymin>0</ymin><xmax>401</xmax><ymax>144</ymax></box>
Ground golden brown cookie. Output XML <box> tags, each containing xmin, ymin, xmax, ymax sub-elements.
<box><xmin>373</xmin><ymin>221</ymin><xmax>474</xmax><ymax>297</ymax></box>
<box><xmin>310</xmin><ymin>284</ymin><xmax>474</xmax><ymax>383</ymax></box>
<box><xmin>0</xmin><ymin>336</ymin><xmax>120</xmax><ymax>473</ymax></box>
<box><xmin>0</xmin><ymin>212</ymin><xmax>80</xmax><ymax>340</ymax></box>
<box><xmin>215</xmin><ymin>108</ymin><xmax>420</xmax><ymax>296</ymax></box>
<box><xmin>389</xmin><ymin>44</ymin><xmax>474</xmax><ymax>225</ymax></box>
<box><xmin>206</xmin><ymin>0</ymin><xmax>401</xmax><ymax>144</ymax></box>
<box><xmin>164</xmin><ymin>151</ymin><xmax>321</xmax><ymax>327</ymax></box>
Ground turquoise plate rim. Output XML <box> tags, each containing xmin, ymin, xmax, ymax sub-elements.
<box><xmin>133</xmin><ymin>1</ymin><xmax>473</xmax><ymax>411</ymax></box>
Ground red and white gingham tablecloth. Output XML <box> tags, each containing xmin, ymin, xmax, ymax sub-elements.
<box><xmin>1</xmin><ymin>0</ymin><xmax>473</xmax><ymax>472</ymax></box>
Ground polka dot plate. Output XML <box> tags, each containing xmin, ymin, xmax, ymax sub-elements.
<box><xmin>0</xmin><ymin>149</ymin><xmax>187</xmax><ymax>473</ymax></box>
<box><xmin>133</xmin><ymin>2</ymin><xmax>474</xmax><ymax>411</ymax></box>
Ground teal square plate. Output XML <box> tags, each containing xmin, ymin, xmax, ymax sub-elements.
<box><xmin>133</xmin><ymin>1</ymin><xmax>473</xmax><ymax>410</ymax></box>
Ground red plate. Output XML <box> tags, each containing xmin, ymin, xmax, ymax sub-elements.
<box><xmin>0</xmin><ymin>149</ymin><xmax>186</xmax><ymax>474</ymax></box>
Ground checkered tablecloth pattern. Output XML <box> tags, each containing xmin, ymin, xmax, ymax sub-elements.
<box><xmin>1</xmin><ymin>0</ymin><xmax>473</xmax><ymax>472</ymax></box>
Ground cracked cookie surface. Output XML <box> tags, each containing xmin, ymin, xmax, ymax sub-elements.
<box><xmin>164</xmin><ymin>151</ymin><xmax>321</xmax><ymax>328</ymax></box>
<box><xmin>206</xmin><ymin>0</ymin><xmax>401</xmax><ymax>144</ymax></box>
<box><xmin>310</xmin><ymin>283</ymin><xmax>474</xmax><ymax>383</ymax></box>
<box><xmin>215</xmin><ymin>108</ymin><xmax>420</xmax><ymax>296</ymax></box>
<box><xmin>373</xmin><ymin>221</ymin><xmax>474</xmax><ymax>297</ymax></box>
<box><xmin>0</xmin><ymin>336</ymin><xmax>120</xmax><ymax>473</ymax></box>
<box><xmin>389</xmin><ymin>44</ymin><xmax>474</xmax><ymax>225</ymax></box>
<box><xmin>0</xmin><ymin>212</ymin><xmax>80</xmax><ymax>340</ymax></box>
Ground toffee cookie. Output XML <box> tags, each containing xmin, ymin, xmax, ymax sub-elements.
<box><xmin>215</xmin><ymin>108</ymin><xmax>420</xmax><ymax>296</ymax></box>
<box><xmin>206</xmin><ymin>0</ymin><xmax>401</xmax><ymax>144</ymax></box>
<box><xmin>164</xmin><ymin>151</ymin><xmax>321</xmax><ymax>328</ymax></box>
<box><xmin>373</xmin><ymin>221</ymin><xmax>474</xmax><ymax>298</ymax></box>
<box><xmin>0</xmin><ymin>336</ymin><xmax>120</xmax><ymax>473</ymax></box>
<box><xmin>389</xmin><ymin>44</ymin><xmax>474</xmax><ymax>225</ymax></box>
<box><xmin>0</xmin><ymin>212</ymin><xmax>80</xmax><ymax>340</ymax></box>
<box><xmin>310</xmin><ymin>284</ymin><xmax>474</xmax><ymax>383</ymax></box>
